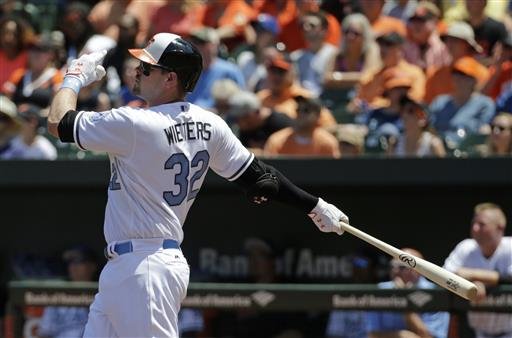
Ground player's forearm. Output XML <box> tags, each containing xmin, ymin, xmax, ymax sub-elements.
<box><xmin>456</xmin><ymin>267</ymin><xmax>500</xmax><ymax>286</ymax></box>
<box><xmin>48</xmin><ymin>88</ymin><xmax>78</xmax><ymax>138</ymax></box>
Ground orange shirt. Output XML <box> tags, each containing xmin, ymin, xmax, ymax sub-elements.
<box><xmin>151</xmin><ymin>3</ymin><xmax>203</xmax><ymax>36</ymax></box>
<box><xmin>264</xmin><ymin>127</ymin><xmax>340</xmax><ymax>157</ymax></box>
<box><xmin>424</xmin><ymin>58</ymin><xmax>490</xmax><ymax>103</ymax></box>
<box><xmin>486</xmin><ymin>61</ymin><xmax>512</xmax><ymax>100</ymax></box>
<box><xmin>358</xmin><ymin>60</ymin><xmax>425</xmax><ymax>108</ymax></box>
<box><xmin>0</xmin><ymin>50</ymin><xmax>27</xmax><ymax>88</ymax></box>
<box><xmin>257</xmin><ymin>84</ymin><xmax>337</xmax><ymax>128</ymax></box>
<box><xmin>372</xmin><ymin>15</ymin><xmax>407</xmax><ymax>37</ymax></box>
<box><xmin>197</xmin><ymin>0</ymin><xmax>256</xmax><ymax>34</ymax></box>
<box><xmin>253</xmin><ymin>0</ymin><xmax>340</xmax><ymax>51</ymax></box>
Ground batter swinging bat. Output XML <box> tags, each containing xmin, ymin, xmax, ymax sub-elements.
<box><xmin>340</xmin><ymin>221</ymin><xmax>478</xmax><ymax>301</ymax></box>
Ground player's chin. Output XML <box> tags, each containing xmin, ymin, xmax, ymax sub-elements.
<box><xmin>132</xmin><ymin>83</ymin><xmax>140</xmax><ymax>95</ymax></box>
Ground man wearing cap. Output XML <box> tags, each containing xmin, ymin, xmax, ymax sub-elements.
<box><xmin>257</xmin><ymin>51</ymin><xmax>337</xmax><ymax>128</ymax></box>
<box><xmin>228</xmin><ymin>90</ymin><xmax>292</xmax><ymax>151</ymax></box>
<box><xmin>47</xmin><ymin>32</ymin><xmax>349</xmax><ymax>337</ymax></box>
<box><xmin>0</xmin><ymin>95</ymin><xmax>21</xmax><ymax>158</ymax></box>
<box><xmin>402</xmin><ymin>1</ymin><xmax>450</xmax><ymax>70</ymax></box>
<box><xmin>429</xmin><ymin>56</ymin><xmax>495</xmax><ymax>141</ymax></box>
<box><xmin>237</xmin><ymin>14</ymin><xmax>280</xmax><ymax>92</ymax></box>
<box><xmin>264</xmin><ymin>95</ymin><xmax>340</xmax><ymax>157</ymax></box>
<box><xmin>357</xmin><ymin>32</ymin><xmax>425</xmax><ymax>109</ymax></box>
<box><xmin>3</xmin><ymin>104</ymin><xmax>57</xmax><ymax>160</ymax></box>
<box><xmin>186</xmin><ymin>26</ymin><xmax>245</xmax><ymax>109</ymax></box>
<box><xmin>424</xmin><ymin>21</ymin><xmax>489</xmax><ymax>104</ymax></box>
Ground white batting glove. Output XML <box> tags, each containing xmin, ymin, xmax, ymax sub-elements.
<box><xmin>308</xmin><ymin>198</ymin><xmax>348</xmax><ymax>235</ymax></box>
<box><xmin>61</xmin><ymin>50</ymin><xmax>107</xmax><ymax>93</ymax></box>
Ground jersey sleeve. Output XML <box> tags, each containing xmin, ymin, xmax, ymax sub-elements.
<box><xmin>73</xmin><ymin>108</ymin><xmax>135</xmax><ymax>156</ymax></box>
<box><xmin>209</xmin><ymin>116</ymin><xmax>253</xmax><ymax>181</ymax></box>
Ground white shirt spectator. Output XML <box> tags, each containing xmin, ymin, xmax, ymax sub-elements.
<box><xmin>1</xmin><ymin>135</ymin><xmax>57</xmax><ymax>160</ymax></box>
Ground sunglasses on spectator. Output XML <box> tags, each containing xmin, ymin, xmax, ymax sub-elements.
<box><xmin>491</xmin><ymin>124</ymin><xmax>511</xmax><ymax>133</ymax></box>
<box><xmin>139</xmin><ymin>61</ymin><xmax>172</xmax><ymax>77</ymax></box>
<box><xmin>343</xmin><ymin>28</ymin><xmax>363</xmax><ymax>36</ymax></box>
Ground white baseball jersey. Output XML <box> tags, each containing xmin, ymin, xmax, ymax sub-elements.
<box><xmin>444</xmin><ymin>237</ymin><xmax>512</xmax><ymax>336</ymax></box>
<box><xmin>71</xmin><ymin>102</ymin><xmax>253</xmax><ymax>243</ymax></box>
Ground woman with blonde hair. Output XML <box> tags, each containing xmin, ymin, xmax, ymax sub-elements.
<box><xmin>321</xmin><ymin>13</ymin><xmax>380</xmax><ymax>122</ymax></box>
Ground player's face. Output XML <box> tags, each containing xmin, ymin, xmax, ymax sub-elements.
<box><xmin>471</xmin><ymin>210</ymin><xmax>503</xmax><ymax>247</ymax></box>
<box><xmin>133</xmin><ymin>61</ymin><xmax>171</xmax><ymax>99</ymax></box>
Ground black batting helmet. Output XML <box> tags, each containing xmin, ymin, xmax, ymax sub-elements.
<box><xmin>128</xmin><ymin>33</ymin><xmax>203</xmax><ymax>92</ymax></box>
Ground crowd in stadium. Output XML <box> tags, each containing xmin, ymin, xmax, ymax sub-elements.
<box><xmin>0</xmin><ymin>0</ymin><xmax>511</xmax><ymax>160</ymax></box>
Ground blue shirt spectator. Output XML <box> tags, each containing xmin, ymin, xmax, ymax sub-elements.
<box><xmin>38</xmin><ymin>306</ymin><xmax>89</xmax><ymax>338</ymax></box>
<box><xmin>187</xmin><ymin>58</ymin><xmax>245</xmax><ymax>109</ymax></box>
<box><xmin>430</xmin><ymin>94</ymin><xmax>495</xmax><ymax>136</ymax></box>
<box><xmin>326</xmin><ymin>310</ymin><xmax>368</xmax><ymax>338</ymax></box>
<box><xmin>366</xmin><ymin>277</ymin><xmax>450</xmax><ymax>338</ymax></box>
<box><xmin>496</xmin><ymin>84</ymin><xmax>512</xmax><ymax>114</ymax></box>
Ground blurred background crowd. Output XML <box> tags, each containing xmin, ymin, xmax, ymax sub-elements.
<box><xmin>0</xmin><ymin>0</ymin><xmax>511</xmax><ymax>161</ymax></box>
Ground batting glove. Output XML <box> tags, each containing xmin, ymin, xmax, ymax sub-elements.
<box><xmin>61</xmin><ymin>50</ymin><xmax>107</xmax><ymax>94</ymax></box>
<box><xmin>308</xmin><ymin>198</ymin><xmax>348</xmax><ymax>235</ymax></box>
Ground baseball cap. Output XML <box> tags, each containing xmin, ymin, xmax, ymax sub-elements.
<box><xmin>29</xmin><ymin>31</ymin><xmax>65</xmax><ymax>52</ymax></box>
<box><xmin>251</xmin><ymin>14</ymin><xmax>280</xmax><ymax>36</ymax></box>
<box><xmin>442</xmin><ymin>21</ymin><xmax>483</xmax><ymax>53</ymax></box>
<box><xmin>189</xmin><ymin>26</ymin><xmax>219</xmax><ymax>44</ymax></box>
<box><xmin>451</xmin><ymin>56</ymin><xmax>483</xmax><ymax>80</ymax></box>
<box><xmin>266</xmin><ymin>53</ymin><xmax>292</xmax><ymax>71</ymax></box>
<box><xmin>409</xmin><ymin>1</ymin><xmax>440</xmax><ymax>21</ymax></box>
<box><xmin>376</xmin><ymin>32</ymin><xmax>405</xmax><ymax>46</ymax></box>
<box><xmin>228</xmin><ymin>90</ymin><xmax>261</xmax><ymax>118</ymax></box>
<box><xmin>384</xmin><ymin>76</ymin><xmax>413</xmax><ymax>91</ymax></box>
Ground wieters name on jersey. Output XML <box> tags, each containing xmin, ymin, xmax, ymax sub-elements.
<box><xmin>164</xmin><ymin>121</ymin><xmax>212</xmax><ymax>145</ymax></box>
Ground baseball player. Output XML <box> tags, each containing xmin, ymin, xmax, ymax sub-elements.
<box><xmin>47</xmin><ymin>33</ymin><xmax>349</xmax><ymax>338</ymax></box>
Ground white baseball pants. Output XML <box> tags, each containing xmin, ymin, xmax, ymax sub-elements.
<box><xmin>83</xmin><ymin>239</ymin><xmax>190</xmax><ymax>338</ymax></box>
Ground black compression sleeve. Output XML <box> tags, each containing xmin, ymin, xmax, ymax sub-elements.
<box><xmin>57</xmin><ymin>110</ymin><xmax>79</xmax><ymax>143</ymax></box>
<box><xmin>235</xmin><ymin>158</ymin><xmax>318</xmax><ymax>213</ymax></box>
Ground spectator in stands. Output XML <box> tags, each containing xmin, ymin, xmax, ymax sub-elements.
<box><xmin>403</xmin><ymin>1</ymin><xmax>451</xmax><ymax>71</ymax></box>
<box><xmin>257</xmin><ymin>52</ymin><xmax>336</xmax><ymax>128</ymax></box>
<box><xmin>357</xmin><ymin>32</ymin><xmax>425</xmax><ymax>111</ymax></box>
<box><xmin>211</xmin><ymin>78</ymin><xmax>241</xmax><ymax>119</ymax></box>
<box><xmin>424</xmin><ymin>21</ymin><xmax>489</xmax><ymax>104</ymax></box>
<box><xmin>228</xmin><ymin>90</ymin><xmax>292</xmax><ymax>153</ymax></box>
<box><xmin>253</xmin><ymin>0</ymin><xmax>341</xmax><ymax>52</ymax></box>
<box><xmin>178</xmin><ymin>309</ymin><xmax>204</xmax><ymax>338</ymax></box>
<box><xmin>330</xmin><ymin>124</ymin><xmax>367</xmax><ymax>157</ymax></box>
<box><xmin>237</xmin><ymin>14</ymin><xmax>280</xmax><ymax>93</ymax></box>
<box><xmin>38</xmin><ymin>246</ymin><xmax>99</xmax><ymax>338</ymax></box>
<box><xmin>477</xmin><ymin>113</ymin><xmax>512</xmax><ymax>157</ymax></box>
<box><xmin>444</xmin><ymin>203</ymin><xmax>512</xmax><ymax>338</ymax></box>
<box><xmin>291</xmin><ymin>10</ymin><xmax>338</xmax><ymax>98</ymax></box>
<box><xmin>196</xmin><ymin>0</ymin><xmax>256</xmax><ymax>52</ymax></box>
<box><xmin>429</xmin><ymin>56</ymin><xmax>495</xmax><ymax>144</ymax></box>
<box><xmin>2</xmin><ymin>31</ymin><xmax>64</xmax><ymax>108</ymax></box>
<box><xmin>465</xmin><ymin>0</ymin><xmax>509</xmax><ymax>63</ymax></box>
<box><xmin>150</xmin><ymin>0</ymin><xmax>203</xmax><ymax>38</ymax></box>
<box><xmin>482</xmin><ymin>34</ymin><xmax>512</xmax><ymax>101</ymax></box>
<box><xmin>187</xmin><ymin>27</ymin><xmax>245</xmax><ymax>110</ymax></box>
<box><xmin>366</xmin><ymin>248</ymin><xmax>450</xmax><ymax>338</ymax></box>
<box><xmin>326</xmin><ymin>253</ymin><xmax>376</xmax><ymax>338</ymax></box>
<box><xmin>382</xmin><ymin>0</ymin><xmax>418</xmax><ymax>22</ymax></box>
<box><xmin>2</xmin><ymin>104</ymin><xmax>56</xmax><ymax>160</ymax></box>
<box><xmin>0</xmin><ymin>95</ymin><xmax>20</xmax><ymax>159</ymax></box>
<box><xmin>322</xmin><ymin>13</ymin><xmax>380</xmax><ymax>122</ymax></box>
<box><xmin>359</xmin><ymin>0</ymin><xmax>407</xmax><ymax>37</ymax></box>
<box><xmin>394</xmin><ymin>95</ymin><xmax>446</xmax><ymax>157</ymax></box>
<box><xmin>58</xmin><ymin>2</ymin><xmax>94</xmax><ymax>63</ymax></box>
<box><xmin>363</xmin><ymin>73</ymin><xmax>412</xmax><ymax>152</ymax></box>
<box><xmin>0</xmin><ymin>16</ymin><xmax>32</xmax><ymax>88</ymax></box>
<box><xmin>264</xmin><ymin>95</ymin><xmax>340</xmax><ymax>158</ymax></box>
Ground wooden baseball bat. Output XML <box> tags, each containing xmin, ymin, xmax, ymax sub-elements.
<box><xmin>340</xmin><ymin>221</ymin><xmax>478</xmax><ymax>301</ymax></box>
